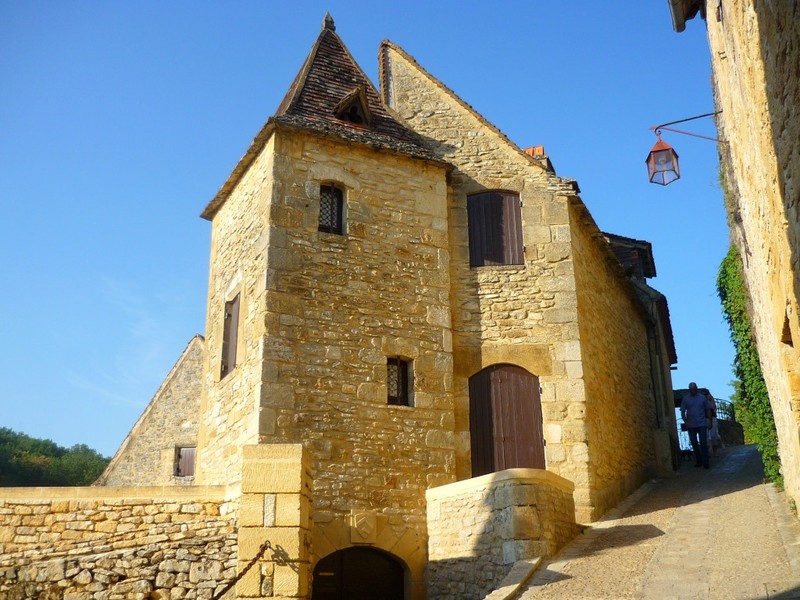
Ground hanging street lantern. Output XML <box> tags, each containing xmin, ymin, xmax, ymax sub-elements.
<box><xmin>646</xmin><ymin>134</ymin><xmax>680</xmax><ymax>185</ymax></box>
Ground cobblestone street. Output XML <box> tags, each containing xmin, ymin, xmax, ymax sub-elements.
<box><xmin>517</xmin><ymin>445</ymin><xmax>800</xmax><ymax>600</ymax></box>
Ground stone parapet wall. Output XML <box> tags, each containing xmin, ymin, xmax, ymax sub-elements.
<box><xmin>0</xmin><ymin>486</ymin><xmax>237</xmax><ymax>599</ymax></box>
<box><xmin>707</xmin><ymin>1</ymin><xmax>800</xmax><ymax>503</ymax></box>
<box><xmin>426</xmin><ymin>469</ymin><xmax>577</xmax><ymax>600</ymax></box>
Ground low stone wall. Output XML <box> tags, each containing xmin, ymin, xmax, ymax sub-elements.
<box><xmin>719</xmin><ymin>420</ymin><xmax>745</xmax><ymax>447</ymax></box>
<box><xmin>426</xmin><ymin>469</ymin><xmax>578</xmax><ymax>600</ymax></box>
<box><xmin>0</xmin><ymin>486</ymin><xmax>237</xmax><ymax>599</ymax></box>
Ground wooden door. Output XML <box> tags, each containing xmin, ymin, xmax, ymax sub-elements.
<box><xmin>469</xmin><ymin>364</ymin><xmax>545</xmax><ymax>476</ymax></box>
<box><xmin>313</xmin><ymin>547</ymin><xmax>404</xmax><ymax>600</ymax></box>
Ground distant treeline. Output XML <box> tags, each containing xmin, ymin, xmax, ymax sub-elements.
<box><xmin>0</xmin><ymin>427</ymin><xmax>110</xmax><ymax>486</ymax></box>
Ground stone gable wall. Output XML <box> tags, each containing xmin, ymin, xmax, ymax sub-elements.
<box><xmin>96</xmin><ymin>336</ymin><xmax>204</xmax><ymax>487</ymax></box>
<box><xmin>0</xmin><ymin>487</ymin><xmax>237</xmax><ymax>599</ymax></box>
<box><xmin>569</xmin><ymin>201</ymin><xmax>656</xmax><ymax>520</ymax></box>
<box><xmin>383</xmin><ymin>45</ymin><xmax>632</xmax><ymax>519</ymax></box>
<box><xmin>706</xmin><ymin>1</ymin><xmax>800</xmax><ymax>503</ymax></box>
<box><xmin>196</xmin><ymin>138</ymin><xmax>277</xmax><ymax>486</ymax></box>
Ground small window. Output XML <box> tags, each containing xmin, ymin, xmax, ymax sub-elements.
<box><xmin>467</xmin><ymin>191</ymin><xmax>524</xmax><ymax>267</ymax></box>
<box><xmin>319</xmin><ymin>184</ymin><xmax>344</xmax><ymax>234</ymax></box>
<box><xmin>220</xmin><ymin>294</ymin><xmax>240</xmax><ymax>379</ymax></box>
<box><xmin>175</xmin><ymin>447</ymin><xmax>196</xmax><ymax>477</ymax></box>
<box><xmin>387</xmin><ymin>358</ymin><xmax>411</xmax><ymax>406</ymax></box>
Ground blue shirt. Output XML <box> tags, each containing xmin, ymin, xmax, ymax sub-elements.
<box><xmin>681</xmin><ymin>393</ymin><xmax>709</xmax><ymax>428</ymax></box>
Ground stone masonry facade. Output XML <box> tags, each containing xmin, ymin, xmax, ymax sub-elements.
<box><xmin>700</xmin><ymin>1</ymin><xmax>800</xmax><ymax>504</ymax></box>
<box><xmin>382</xmin><ymin>42</ymin><xmax>665</xmax><ymax>522</ymax></box>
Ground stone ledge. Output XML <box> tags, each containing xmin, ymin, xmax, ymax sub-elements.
<box><xmin>0</xmin><ymin>485</ymin><xmax>233</xmax><ymax>501</ymax></box>
<box><xmin>483</xmin><ymin>557</ymin><xmax>542</xmax><ymax>600</ymax></box>
<box><xmin>426</xmin><ymin>468</ymin><xmax>574</xmax><ymax>500</ymax></box>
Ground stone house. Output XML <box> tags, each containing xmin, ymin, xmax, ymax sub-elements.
<box><xmin>1</xmin><ymin>16</ymin><xmax>677</xmax><ymax>600</ymax></box>
<box><xmin>668</xmin><ymin>1</ymin><xmax>800</xmax><ymax>507</ymax></box>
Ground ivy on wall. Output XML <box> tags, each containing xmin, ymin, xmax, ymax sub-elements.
<box><xmin>717</xmin><ymin>245</ymin><xmax>782</xmax><ymax>485</ymax></box>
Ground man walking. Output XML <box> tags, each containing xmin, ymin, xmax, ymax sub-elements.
<box><xmin>681</xmin><ymin>382</ymin><xmax>711</xmax><ymax>469</ymax></box>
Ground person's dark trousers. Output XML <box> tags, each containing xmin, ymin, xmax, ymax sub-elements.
<box><xmin>688</xmin><ymin>426</ymin><xmax>710</xmax><ymax>468</ymax></box>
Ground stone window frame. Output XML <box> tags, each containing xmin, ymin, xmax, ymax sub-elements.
<box><xmin>466</xmin><ymin>190</ymin><xmax>524</xmax><ymax>267</ymax></box>
<box><xmin>387</xmin><ymin>357</ymin><xmax>413</xmax><ymax>407</ymax></box>
<box><xmin>319</xmin><ymin>183</ymin><xmax>346</xmax><ymax>235</ymax></box>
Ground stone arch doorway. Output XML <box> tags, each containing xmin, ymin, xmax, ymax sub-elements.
<box><xmin>469</xmin><ymin>363</ymin><xmax>545</xmax><ymax>476</ymax></box>
<box><xmin>312</xmin><ymin>546</ymin><xmax>405</xmax><ymax>600</ymax></box>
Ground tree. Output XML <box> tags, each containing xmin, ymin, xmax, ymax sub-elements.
<box><xmin>0</xmin><ymin>427</ymin><xmax>110</xmax><ymax>486</ymax></box>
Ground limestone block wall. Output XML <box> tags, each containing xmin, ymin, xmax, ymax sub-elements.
<box><xmin>382</xmin><ymin>43</ymin><xmax>604</xmax><ymax>516</ymax></box>
<box><xmin>196</xmin><ymin>137</ymin><xmax>278</xmax><ymax>486</ymax></box>
<box><xmin>96</xmin><ymin>336</ymin><xmax>204</xmax><ymax>487</ymax></box>
<box><xmin>426</xmin><ymin>469</ymin><xmax>577</xmax><ymax>600</ymax></box>
<box><xmin>570</xmin><ymin>200</ymin><xmax>656</xmax><ymax>520</ymax></box>
<box><xmin>235</xmin><ymin>444</ymin><xmax>313</xmax><ymax>600</ymax></box>
<box><xmin>257</xmin><ymin>129</ymin><xmax>453</xmax><ymax>587</ymax></box>
<box><xmin>707</xmin><ymin>1</ymin><xmax>800</xmax><ymax>503</ymax></box>
<box><xmin>0</xmin><ymin>486</ymin><xmax>237</xmax><ymax>599</ymax></box>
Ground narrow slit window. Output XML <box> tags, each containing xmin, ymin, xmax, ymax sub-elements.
<box><xmin>319</xmin><ymin>184</ymin><xmax>344</xmax><ymax>235</ymax></box>
<box><xmin>220</xmin><ymin>293</ymin><xmax>240</xmax><ymax>379</ymax></box>
<box><xmin>387</xmin><ymin>358</ymin><xmax>411</xmax><ymax>406</ymax></box>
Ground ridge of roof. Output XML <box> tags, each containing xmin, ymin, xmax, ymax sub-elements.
<box><xmin>379</xmin><ymin>40</ymin><xmax>547</xmax><ymax>173</ymax></box>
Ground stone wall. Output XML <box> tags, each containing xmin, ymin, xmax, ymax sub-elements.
<box><xmin>426</xmin><ymin>469</ymin><xmax>577</xmax><ymax>600</ymax></box>
<box><xmin>382</xmin><ymin>42</ymin><xmax>659</xmax><ymax>521</ymax></box>
<box><xmin>570</xmin><ymin>200</ymin><xmax>657</xmax><ymax>520</ymax></box>
<box><xmin>96</xmin><ymin>336</ymin><xmax>204</xmax><ymax>487</ymax></box>
<box><xmin>195</xmin><ymin>136</ymin><xmax>277</xmax><ymax>486</ymax></box>
<box><xmin>0</xmin><ymin>486</ymin><xmax>236</xmax><ymax>599</ymax></box>
<box><xmin>706</xmin><ymin>1</ymin><xmax>800</xmax><ymax>503</ymax></box>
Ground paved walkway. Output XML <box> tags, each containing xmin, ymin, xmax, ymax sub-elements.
<box><xmin>517</xmin><ymin>445</ymin><xmax>800</xmax><ymax>600</ymax></box>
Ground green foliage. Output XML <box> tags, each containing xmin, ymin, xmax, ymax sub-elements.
<box><xmin>0</xmin><ymin>427</ymin><xmax>110</xmax><ymax>487</ymax></box>
<box><xmin>717</xmin><ymin>245</ymin><xmax>782</xmax><ymax>486</ymax></box>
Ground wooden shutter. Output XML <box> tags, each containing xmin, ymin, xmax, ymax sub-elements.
<box><xmin>467</xmin><ymin>191</ymin><xmax>523</xmax><ymax>266</ymax></box>
<box><xmin>176</xmin><ymin>447</ymin><xmax>195</xmax><ymax>477</ymax></box>
<box><xmin>220</xmin><ymin>294</ymin><xmax>240</xmax><ymax>378</ymax></box>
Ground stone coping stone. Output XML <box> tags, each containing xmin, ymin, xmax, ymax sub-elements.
<box><xmin>426</xmin><ymin>468</ymin><xmax>574</xmax><ymax>500</ymax></box>
<box><xmin>0</xmin><ymin>484</ymin><xmax>236</xmax><ymax>501</ymax></box>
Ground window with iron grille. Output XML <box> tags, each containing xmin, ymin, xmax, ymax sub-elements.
<box><xmin>387</xmin><ymin>358</ymin><xmax>411</xmax><ymax>406</ymax></box>
<box><xmin>319</xmin><ymin>184</ymin><xmax>344</xmax><ymax>234</ymax></box>
<box><xmin>220</xmin><ymin>293</ymin><xmax>240</xmax><ymax>379</ymax></box>
<box><xmin>174</xmin><ymin>446</ymin><xmax>196</xmax><ymax>477</ymax></box>
<box><xmin>467</xmin><ymin>191</ymin><xmax>524</xmax><ymax>267</ymax></box>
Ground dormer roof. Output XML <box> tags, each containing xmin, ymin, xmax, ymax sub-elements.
<box><xmin>603</xmin><ymin>232</ymin><xmax>657</xmax><ymax>279</ymax></box>
<box><xmin>201</xmin><ymin>15</ymin><xmax>441</xmax><ymax>220</ymax></box>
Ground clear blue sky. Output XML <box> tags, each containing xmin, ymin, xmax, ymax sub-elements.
<box><xmin>0</xmin><ymin>2</ymin><xmax>731</xmax><ymax>457</ymax></box>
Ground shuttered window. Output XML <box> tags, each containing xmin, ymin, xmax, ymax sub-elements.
<box><xmin>467</xmin><ymin>191</ymin><xmax>524</xmax><ymax>267</ymax></box>
<box><xmin>220</xmin><ymin>294</ymin><xmax>240</xmax><ymax>379</ymax></box>
<box><xmin>175</xmin><ymin>447</ymin><xmax>196</xmax><ymax>477</ymax></box>
<box><xmin>387</xmin><ymin>358</ymin><xmax>411</xmax><ymax>406</ymax></box>
<box><xmin>319</xmin><ymin>184</ymin><xmax>344</xmax><ymax>234</ymax></box>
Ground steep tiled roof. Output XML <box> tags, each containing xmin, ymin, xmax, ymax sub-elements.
<box><xmin>201</xmin><ymin>15</ymin><xmax>442</xmax><ymax>221</ymax></box>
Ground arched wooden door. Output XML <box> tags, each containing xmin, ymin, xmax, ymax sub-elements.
<box><xmin>312</xmin><ymin>547</ymin><xmax>405</xmax><ymax>600</ymax></box>
<box><xmin>469</xmin><ymin>364</ymin><xmax>545</xmax><ymax>476</ymax></box>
